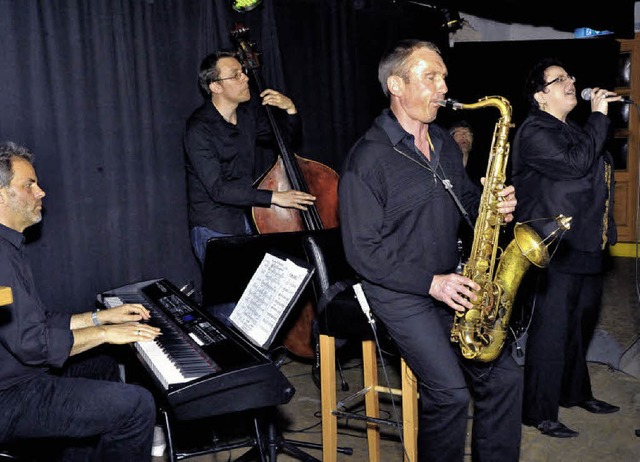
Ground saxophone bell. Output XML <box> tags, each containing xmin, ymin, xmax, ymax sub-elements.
<box><xmin>448</xmin><ymin>95</ymin><xmax>571</xmax><ymax>362</ymax></box>
<box><xmin>520</xmin><ymin>214</ymin><xmax>572</xmax><ymax>265</ymax></box>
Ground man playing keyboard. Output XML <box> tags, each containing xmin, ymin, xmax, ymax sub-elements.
<box><xmin>0</xmin><ymin>141</ymin><xmax>160</xmax><ymax>461</ymax></box>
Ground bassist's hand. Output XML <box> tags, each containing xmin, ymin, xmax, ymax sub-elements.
<box><xmin>260</xmin><ymin>89</ymin><xmax>297</xmax><ymax>114</ymax></box>
<box><xmin>271</xmin><ymin>190</ymin><xmax>316</xmax><ymax>210</ymax></box>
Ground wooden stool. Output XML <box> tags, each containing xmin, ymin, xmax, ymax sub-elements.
<box><xmin>320</xmin><ymin>334</ymin><xmax>418</xmax><ymax>462</ymax></box>
<box><xmin>300</xmin><ymin>230</ymin><xmax>418</xmax><ymax>461</ymax></box>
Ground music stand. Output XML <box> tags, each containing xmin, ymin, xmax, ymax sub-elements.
<box><xmin>197</xmin><ymin>231</ymin><xmax>332</xmax><ymax>461</ymax></box>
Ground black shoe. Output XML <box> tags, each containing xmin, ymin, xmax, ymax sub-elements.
<box><xmin>577</xmin><ymin>398</ymin><xmax>620</xmax><ymax>414</ymax></box>
<box><xmin>536</xmin><ymin>420</ymin><xmax>579</xmax><ymax>438</ymax></box>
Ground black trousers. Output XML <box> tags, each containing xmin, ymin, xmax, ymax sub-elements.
<box><xmin>0</xmin><ymin>352</ymin><xmax>156</xmax><ymax>461</ymax></box>
<box><xmin>369</xmin><ymin>288</ymin><xmax>522</xmax><ymax>462</ymax></box>
<box><xmin>522</xmin><ymin>269</ymin><xmax>602</xmax><ymax>425</ymax></box>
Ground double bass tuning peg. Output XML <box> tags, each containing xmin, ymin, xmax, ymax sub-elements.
<box><xmin>231</xmin><ymin>22</ymin><xmax>249</xmax><ymax>38</ymax></box>
<box><xmin>231</xmin><ymin>23</ymin><xmax>261</xmax><ymax>70</ymax></box>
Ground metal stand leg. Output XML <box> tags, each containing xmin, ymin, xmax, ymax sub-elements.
<box><xmin>162</xmin><ymin>407</ymin><xmax>324</xmax><ymax>462</ymax></box>
<box><xmin>234</xmin><ymin>410</ymin><xmax>322</xmax><ymax>462</ymax></box>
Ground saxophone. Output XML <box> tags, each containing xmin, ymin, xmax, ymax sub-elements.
<box><xmin>445</xmin><ymin>96</ymin><xmax>571</xmax><ymax>362</ymax></box>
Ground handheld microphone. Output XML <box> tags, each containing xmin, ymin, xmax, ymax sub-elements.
<box><xmin>580</xmin><ymin>88</ymin><xmax>634</xmax><ymax>104</ymax></box>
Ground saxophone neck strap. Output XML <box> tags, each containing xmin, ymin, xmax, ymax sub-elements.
<box><xmin>392</xmin><ymin>145</ymin><xmax>474</xmax><ymax>230</ymax></box>
<box><xmin>443</xmin><ymin>180</ymin><xmax>474</xmax><ymax>231</ymax></box>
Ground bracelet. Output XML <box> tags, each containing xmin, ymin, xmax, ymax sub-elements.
<box><xmin>91</xmin><ymin>310</ymin><xmax>101</xmax><ymax>326</ymax></box>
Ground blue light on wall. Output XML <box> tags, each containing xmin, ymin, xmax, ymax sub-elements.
<box><xmin>574</xmin><ymin>27</ymin><xmax>614</xmax><ymax>38</ymax></box>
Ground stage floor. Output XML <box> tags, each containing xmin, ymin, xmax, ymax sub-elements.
<box><xmin>154</xmin><ymin>257</ymin><xmax>640</xmax><ymax>462</ymax></box>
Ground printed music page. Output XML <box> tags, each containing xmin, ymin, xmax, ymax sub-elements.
<box><xmin>229</xmin><ymin>252</ymin><xmax>313</xmax><ymax>349</ymax></box>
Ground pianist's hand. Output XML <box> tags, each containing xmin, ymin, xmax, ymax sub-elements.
<box><xmin>99</xmin><ymin>303</ymin><xmax>152</xmax><ymax>325</ymax></box>
<box><xmin>104</xmin><ymin>322</ymin><xmax>161</xmax><ymax>344</ymax></box>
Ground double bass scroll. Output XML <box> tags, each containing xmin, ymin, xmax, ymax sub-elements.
<box><xmin>231</xmin><ymin>24</ymin><xmax>339</xmax><ymax>359</ymax></box>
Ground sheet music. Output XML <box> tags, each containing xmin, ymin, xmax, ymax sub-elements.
<box><xmin>229</xmin><ymin>252</ymin><xmax>311</xmax><ymax>348</ymax></box>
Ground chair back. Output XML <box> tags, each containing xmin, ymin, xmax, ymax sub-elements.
<box><xmin>301</xmin><ymin>229</ymin><xmax>372</xmax><ymax>339</ymax></box>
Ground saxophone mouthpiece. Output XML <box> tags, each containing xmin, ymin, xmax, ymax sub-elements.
<box><xmin>438</xmin><ymin>98</ymin><xmax>463</xmax><ymax>110</ymax></box>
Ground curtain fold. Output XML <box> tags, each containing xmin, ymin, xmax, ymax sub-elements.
<box><xmin>0</xmin><ymin>0</ymin><xmax>280</xmax><ymax>311</ymax></box>
<box><xmin>272</xmin><ymin>0</ymin><xmax>449</xmax><ymax>171</ymax></box>
<box><xmin>0</xmin><ymin>0</ymin><xmax>445</xmax><ymax>312</ymax></box>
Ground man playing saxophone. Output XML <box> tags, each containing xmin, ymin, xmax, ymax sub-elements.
<box><xmin>339</xmin><ymin>39</ymin><xmax>521</xmax><ymax>461</ymax></box>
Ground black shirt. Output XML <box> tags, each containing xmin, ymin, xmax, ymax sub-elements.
<box><xmin>0</xmin><ymin>224</ymin><xmax>73</xmax><ymax>390</ymax></box>
<box><xmin>184</xmin><ymin>100</ymin><xmax>301</xmax><ymax>234</ymax></box>
<box><xmin>339</xmin><ymin>109</ymin><xmax>480</xmax><ymax>300</ymax></box>
<box><xmin>511</xmin><ymin>108</ymin><xmax>616</xmax><ymax>273</ymax></box>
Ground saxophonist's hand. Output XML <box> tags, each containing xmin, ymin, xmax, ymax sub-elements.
<box><xmin>430</xmin><ymin>274</ymin><xmax>479</xmax><ymax>312</ymax></box>
<box><xmin>481</xmin><ymin>179</ymin><xmax>517</xmax><ymax>223</ymax></box>
<box><xmin>497</xmin><ymin>185</ymin><xmax>517</xmax><ymax>222</ymax></box>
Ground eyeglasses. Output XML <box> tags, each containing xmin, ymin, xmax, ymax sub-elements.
<box><xmin>213</xmin><ymin>68</ymin><xmax>247</xmax><ymax>82</ymax></box>
<box><xmin>544</xmin><ymin>75</ymin><xmax>576</xmax><ymax>88</ymax></box>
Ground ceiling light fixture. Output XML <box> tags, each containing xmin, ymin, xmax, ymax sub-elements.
<box><xmin>230</xmin><ymin>0</ymin><xmax>262</xmax><ymax>13</ymax></box>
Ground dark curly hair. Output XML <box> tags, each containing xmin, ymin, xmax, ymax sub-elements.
<box><xmin>523</xmin><ymin>57</ymin><xmax>565</xmax><ymax>108</ymax></box>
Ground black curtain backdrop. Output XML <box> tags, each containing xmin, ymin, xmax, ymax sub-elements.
<box><xmin>273</xmin><ymin>0</ymin><xmax>450</xmax><ymax>171</ymax></box>
<box><xmin>0</xmin><ymin>0</ymin><xmax>285</xmax><ymax>312</ymax></box>
<box><xmin>0</xmin><ymin>0</ymin><xmax>622</xmax><ymax>315</ymax></box>
<box><xmin>0</xmin><ymin>0</ymin><xmax>448</xmax><ymax>313</ymax></box>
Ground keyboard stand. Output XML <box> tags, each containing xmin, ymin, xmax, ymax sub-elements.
<box><xmin>162</xmin><ymin>406</ymin><xmax>332</xmax><ymax>462</ymax></box>
<box><xmin>233</xmin><ymin>408</ymin><xmax>323</xmax><ymax>462</ymax></box>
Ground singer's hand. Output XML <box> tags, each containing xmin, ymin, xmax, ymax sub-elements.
<box><xmin>589</xmin><ymin>87</ymin><xmax>622</xmax><ymax>115</ymax></box>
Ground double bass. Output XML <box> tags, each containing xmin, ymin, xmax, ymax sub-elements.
<box><xmin>231</xmin><ymin>24</ymin><xmax>339</xmax><ymax>359</ymax></box>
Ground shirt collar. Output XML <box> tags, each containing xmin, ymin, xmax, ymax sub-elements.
<box><xmin>378</xmin><ymin>108</ymin><xmax>442</xmax><ymax>164</ymax></box>
<box><xmin>204</xmin><ymin>99</ymin><xmax>248</xmax><ymax>126</ymax></box>
<box><xmin>203</xmin><ymin>100</ymin><xmax>227</xmax><ymax>123</ymax></box>
<box><xmin>378</xmin><ymin>108</ymin><xmax>412</xmax><ymax>147</ymax></box>
<box><xmin>0</xmin><ymin>223</ymin><xmax>25</xmax><ymax>250</ymax></box>
<box><xmin>378</xmin><ymin>108</ymin><xmax>442</xmax><ymax>146</ymax></box>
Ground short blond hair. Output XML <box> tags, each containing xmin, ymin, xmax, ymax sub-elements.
<box><xmin>377</xmin><ymin>40</ymin><xmax>441</xmax><ymax>98</ymax></box>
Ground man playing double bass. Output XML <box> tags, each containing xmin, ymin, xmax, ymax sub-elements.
<box><xmin>184</xmin><ymin>51</ymin><xmax>316</xmax><ymax>266</ymax></box>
